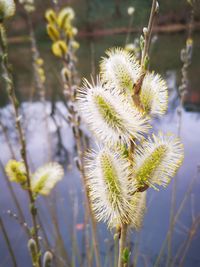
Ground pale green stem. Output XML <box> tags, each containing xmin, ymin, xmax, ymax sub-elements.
<box><xmin>141</xmin><ymin>0</ymin><xmax>157</xmax><ymax>68</ymax></box>
<box><xmin>114</xmin><ymin>235</ymin><xmax>119</xmax><ymax>267</ymax></box>
<box><xmin>118</xmin><ymin>224</ymin><xmax>128</xmax><ymax>267</ymax></box>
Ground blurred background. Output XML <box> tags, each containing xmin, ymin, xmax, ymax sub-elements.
<box><xmin>0</xmin><ymin>0</ymin><xmax>200</xmax><ymax>267</ymax></box>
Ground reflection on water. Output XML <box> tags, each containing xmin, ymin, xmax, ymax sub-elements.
<box><xmin>0</xmin><ymin>33</ymin><xmax>200</xmax><ymax>267</ymax></box>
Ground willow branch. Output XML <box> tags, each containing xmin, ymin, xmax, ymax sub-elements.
<box><xmin>141</xmin><ymin>0</ymin><xmax>158</xmax><ymax>68</ymax></box>
<box><xmin>0</xmin><ymin>24</ymin><xmax>41</xmax><ymax>266</ymax></box>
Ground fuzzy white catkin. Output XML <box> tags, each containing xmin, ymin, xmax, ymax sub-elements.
<box><xmin>31</xmin><ymin>162</ymin><xmax>64</xmax><ymax>195</ymax></box>
<box><xmin>133</xmin><ymin>132</ymin><xmax>184</xmax><ymax>189</ymax></box>
<box><xmin>85</xmin><ymin>147</ymin><xmax>137</xmax><ymax>227</ymax></box>
<box><xmin>139</xmin><ymin>72</ymin><xmax>168</xmax><ymax>116</ymax></box>
<box><xmin>100</xmin><ymin>48</ymin><xmax>168</xmax><ymax>118</ymax></box>
<box><xmin>78</xmin><ymin>79</ymin><xmax>150</xmax><ymax>146</ymax></box>
<box><xmin>100</xmin><ymin>48</ymin><xmax>141</xmax><ymax>93</ymax></box>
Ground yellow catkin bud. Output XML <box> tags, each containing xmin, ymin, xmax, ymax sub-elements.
<box><xmin>57</xmin><ymin>7</ymin><xmax>75</xmax><ymax>29</ymax></box>
<box><xmin>37</xmin><ymin>67</ymin><xmax>45</xmax><ymax>77</ymax></box>
<box><xmin>52</xmin><ymin>40</ymin><xmax>68</xmax><ymax>58</ymax></box>
<box><xmin>65</xmin><ymin>26</ymin><xmax>78</xmax><ymax>39</ymax></box>
<box><xmin>65</xmin><ymin>26</ymin><xmax>73</xmax><ymax>38</ymax></box>
<box><xmin>35</xmin><ymin>58</ymin><xmax>44</xmax><ymax>66</ymax></box>
<box><xmin>71</xmin><ymin>40</ymin><xmax>80</xmax><ymax>50</ymax></box>
<box><xmin>40</xmin><ymin>74</ymin><xmax>46</xmax><ymax>83</ymax></box>
<box><xmin>62</xmin><ymin>20</ymin><xmax>70</xmax><ymax>32</ymax></box>
<box><xmin>47</xmin><ymin>24</ymin><xmax>60</xmax><ymax>42</ymax></box>
<box><xmin>5</xmin><ymin>160</ymin><xmax>27</xmax><ymax>184</ymax></box>
<box><xmin>186</xmin><ymin>38</ymin><xmax>193</xmax><ymax>46</ymax></box>
<box><xmin>45</xmin><ymin>9</ymin><xmax>57</xmax><ymax>24</ymax></box>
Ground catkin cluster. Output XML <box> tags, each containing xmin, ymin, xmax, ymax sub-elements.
<box><xmin>45</xmin><ymin>7</ymin><xmax>79</xmax><ymax>59</ymax></box>
<box><xmin>78</xmin><ymin>48</ymin><xmax>184</xmax><ymax>229</ymax></box>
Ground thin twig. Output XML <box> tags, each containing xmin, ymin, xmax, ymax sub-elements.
<box><xmin>141</xmin><ymin>0</ymin><xmax>158</xmax><ymax>68</ymax></box>
<box><xmin>0</xmin><ymin>119</ymin><xmax>16</xmax><ymax>158</ymax></box>
<box><xmin>154</xmin><ymin>168</ymin><xmax>198</xmax><ymax>267</ymax></box>
<box><xmin>133</xmin><ymin>0</ymin><xmax>158</xmax><ymax>108</ymax></box>
<box><xmin>166</xmin><ymin>2</ymin><xmax>195</xmax><ymax>266</ymax></box>
<box><xmin>172</xmin><ymin>216</ymin><xmax>200</xmax><ymax>267</ymax></box>
<box><xmin>0</xmin><ymin>217</ymin><xmax>18</xmax><ymax>267</ymax></box>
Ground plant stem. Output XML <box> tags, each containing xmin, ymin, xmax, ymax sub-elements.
<box><xmin>0</xmin><ymin>119</ymin><xmax>16</xmax><ymax>158</ymax></box>
<box><xmin>0</xmin><ymin>217</ymin><xmax>18</xmax><ymax>267</ymax></box>
<box><xmin>26</xmin><ymin>14</ymin><xmax>45</xmax><ymax>101</ymax></box>
<box><xmin>133</xmin><ymin>0</ymin><xmax>157</xmax><ymax>108</ymax></box>
<box><xmin>0</xmin><ymin>24</ymin><xmax>41</xmax><ymax>266</ymax></box>
<box><xmin>118</xmin><ymin>224</ymin><xmax>128</xmax><ymax>267</ymax></box>
<box><xmin>25</xmin><ymin>13</ymin><xmax>52</xmax><ymax>162</ymax></box>
<box><xmin>114</xmin><ymin>235</ymin><xmax>119</xmax><ymax>267</ymax></box>
<box><xmin>141</xmin><ymin>0</ymin><xmax>157</xmax><ymax>68</ymax></box>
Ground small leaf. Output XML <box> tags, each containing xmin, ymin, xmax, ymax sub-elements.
<box><xmin>122</xmin><ymin>247</ymin><xmax>131</xmax><ymax>263</ymax></box>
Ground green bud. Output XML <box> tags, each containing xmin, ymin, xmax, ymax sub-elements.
<box><xmin>113</xmin><ymin>233</ymin><xmax>119</xmax><ymax>240</ymax></box>
<box><xmin>140</xmin><ymin>35</ymin><xmax>145</xmax><ymax>50</ymax></box>
<box><xmin>143</xmin><ymin>27</ymin><xmax>148</xmax><ymax>37</ymax></box>
<box><xmin>144</xmin><ymin>55</ymin><xmax>150</xmax><ymax>70</ymax></box>
<box><xmin>28</xmin><ymin>239</ymin><xmax>39</xmax><ymax>267</ymax></box>
<box><xmin>155</xmin><ymin>1</ymin><xmax>159</xmax><ymax>13</ymax></box>
<box><xmin>43</xmin><ymin>251</ymin><xmax>53</xmax><ymax>267</ymax></box>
